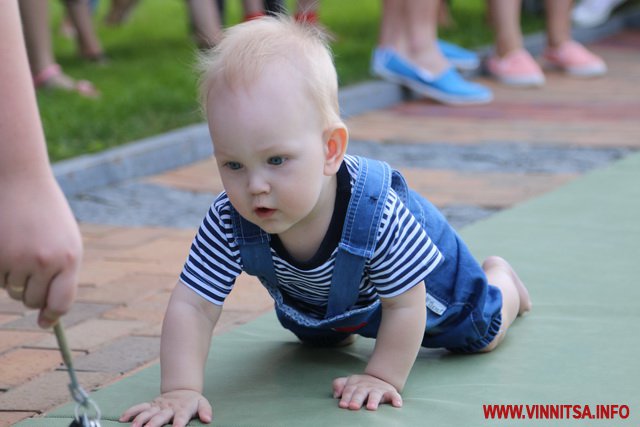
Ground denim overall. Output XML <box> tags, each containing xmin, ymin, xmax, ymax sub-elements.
<box><xmin>230</xmin><ymin>157</ymin><xmax>502</xmax><ymax>353</ymax></box>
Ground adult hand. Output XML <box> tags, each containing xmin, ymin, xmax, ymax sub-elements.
<box><xmin>0</xmin><ymin>173</ymin><xmax>82</xmax><ymax>328</ymax></box>
<box><xmin>333</xmin><ymin>373</ymin><xmax>403</xmax><ymax>411</ymax></box>
<box><xmin>120</xmin><ymin>389</ymin><xmax>213</xmax><ymax>427</ymax></box>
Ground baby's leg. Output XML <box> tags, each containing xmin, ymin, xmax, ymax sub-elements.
<box><xmin>480</xmin><ymin>256</ymin><xmax>532</xmax><ymax>352</ymax></box>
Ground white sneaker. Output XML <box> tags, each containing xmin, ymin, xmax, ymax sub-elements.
<box><xmin>572</xmin><ymin>0</ymin><xmax>627</xmax><ymax>28</ymax></box>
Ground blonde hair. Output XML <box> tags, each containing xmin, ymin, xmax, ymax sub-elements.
<box><xmin>197</xmin><ymin>15</ymin><xmax>342</xmax><ymax>128</ymax></box>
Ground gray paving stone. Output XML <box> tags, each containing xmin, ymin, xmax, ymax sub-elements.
<box><xmin>348</xmin><ymin>140</ymin><xmax>633</xmax><ymax>174</ymax></box>
<box><xmin>69</xmin><ymin>182</ymin><xmax>213</xmax><ymax>228</ymax></box>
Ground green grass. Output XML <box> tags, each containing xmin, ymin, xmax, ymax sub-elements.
<box><xmin>43</xmin><ymin>0</ymin><xmax>543</xmax><ymax>162</ymax></box>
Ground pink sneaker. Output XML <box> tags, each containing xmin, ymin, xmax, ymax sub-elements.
<box><xmin>486</xmin><ymin>49</ymin><xmax>545</xmax><ymax>87</ymax></box>
<box><xmin>543</xmin><ymin>40</ymin><xmax>607</xmax><ymax>77</ymax></box>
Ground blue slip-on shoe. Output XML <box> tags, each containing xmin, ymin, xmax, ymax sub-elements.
<box><xmin>371</xmin><ymin>47</ymin><xmax>493</xmax><ymax>105</ymax></box>
<box><xmin>438</xmin><ymin>39</ymin><xmax>480</xmax><ymax>71</ymax></box>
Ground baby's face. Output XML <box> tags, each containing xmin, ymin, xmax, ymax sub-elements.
<box><xmin>207</xmin><ymin>65</ymin><xmax>334</xmax><ymax>238</ymax></box>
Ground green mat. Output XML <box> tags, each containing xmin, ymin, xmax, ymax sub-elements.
<box><xmin>19</xmin><ymin>153</ymin><xmax>640</xmax><ymax>426</ymax></box>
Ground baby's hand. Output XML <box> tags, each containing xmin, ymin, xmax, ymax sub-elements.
<box><xmin>119</xmin><ymin>389</ymin><xmax>212</xmax><ymax>427</ymax></box>
<box><xmin>332</xmin><ymin>374</ymin><xmax>403</xmax><ymax>411</ymax></box>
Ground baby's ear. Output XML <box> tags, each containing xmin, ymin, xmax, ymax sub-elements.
<box><xmin>323</xmin><ymin>124</ymin><xmax>348</xmax><ymax>175</ymax></box>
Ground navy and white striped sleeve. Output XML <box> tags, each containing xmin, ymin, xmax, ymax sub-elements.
<box><xmin>179</xmin><ymin>194</ymin><xmax>242</xmax><ymax>305</ymax></box>
<box><xmin>368</xmin><ymin>191</ymin><xmax>443</xmax><ymax>299</ymax></box>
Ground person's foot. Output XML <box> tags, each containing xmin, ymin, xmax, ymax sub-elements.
<box><xmin>543</xmin><ymin>40</ymin><xmax>607</xmax><ymax>77</ymax></box>
<box><xmin>33</xmin><ymin>64</ymin><xmax>99</xmax><ymax>98</ymax></box>
<box><xmin>572</xmin><ymin>0</ymin><xmax>627</xmax><ymax>28</ymax></box>
<box><xmin>371</xmin><ymin>47</ymin><xmax>493</xmax><ymax>105</ymax></box>
<box><xmin>438</xmin><ymin>39</ymin><xmax>480</xmax><ymax>71</ymax></box>
<box><xmin>486</xmin><ymin>49</ymin><xmax>545</xmax><ymax>87</ymax></box>
<box><xmin>482</xmin><ymin>256</ymin><xmax>532</xmax><ymax>316</ymax></box>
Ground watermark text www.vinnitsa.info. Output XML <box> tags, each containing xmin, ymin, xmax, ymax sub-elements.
<box><xmin>483</xmin><ymin>404</ymin><xmax>630</xmax><ymax>420</ymax></box>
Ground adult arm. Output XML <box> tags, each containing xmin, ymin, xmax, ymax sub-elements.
<box><xmin>0</xmin><ymin>0</ymin><xmax>83</xmax><ymax>328</ymax></box>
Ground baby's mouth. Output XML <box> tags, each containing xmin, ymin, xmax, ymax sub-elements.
<box><xmin>254</xmin><ymin>207</ymin><xmax>276</xmax><ymax>218</ymax></box>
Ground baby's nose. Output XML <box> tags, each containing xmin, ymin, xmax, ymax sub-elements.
<box><xmin>248</xmin><ymin>172</ymin><xmax>270</xmax><ymax>195</ymax></box>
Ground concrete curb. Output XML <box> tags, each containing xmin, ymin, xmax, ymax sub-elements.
<box><xmin>53</xmin><ymin>124</ymin><xmax>212</xmax><ymax>196</ymax></box>
<box><xmin>53</xmin><ymin>6</ymin><xmax>640</xmax><ymax>197</ymax></box>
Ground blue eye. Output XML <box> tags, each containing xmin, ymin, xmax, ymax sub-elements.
<box><xmin>268</xmin><ymin>156</ymin><xmax>286</xmax><ymax>166</ymax></box>
<box><xmin>225</xmin><ymin>161</ymin><xmax>242</xmax><ymax>170</ymax></box>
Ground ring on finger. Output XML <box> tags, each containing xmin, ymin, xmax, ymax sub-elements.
<box><xmin>8</xmin><ymin>283</ymin><xmax>26</xmax><ymax>299</ymax></box>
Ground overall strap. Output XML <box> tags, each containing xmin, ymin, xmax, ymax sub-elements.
<box><xmin>229</xmin><ymin>207</ymin><xmax>278</xmax><ymax>285</ymax></box>
<box><xmin>325</xmin><ymin>157</ymin><xmax>392</xmax><ymax>318</ymax></box>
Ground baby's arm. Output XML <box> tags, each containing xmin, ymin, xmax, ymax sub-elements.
<box><xmin>333</xmin><ymin>283</ymin><xmax>426</xmax><ymax>411</ymax></box>
<box><xmin>120</xmin><ymin>282</ymin><xmax>222</xmax><ymax>427</ymax></box>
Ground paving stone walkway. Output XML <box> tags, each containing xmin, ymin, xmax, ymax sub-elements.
<box><xmin>1</xmin><ymin>30</ymin><xmax>639</xmax><ymax>426</ymax></box>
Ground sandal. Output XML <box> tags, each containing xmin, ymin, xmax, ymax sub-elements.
<box><xmin>33</xmin><ymin>64</ymin><xmax>99</xmax><ymax>98</ymax></box>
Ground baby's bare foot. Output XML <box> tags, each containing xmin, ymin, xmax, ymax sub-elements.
<box><xmin>483</xmin><ymin>256</ymin><xmax>532</xmax><ymax>315</ymax></box>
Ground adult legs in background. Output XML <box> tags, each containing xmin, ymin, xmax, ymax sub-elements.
<box><xmin>63</xmin><ymin>0</ymin><xmax>106</xmax><ymax>62</ymax></box>
<box><xmin>486</xmin><ymin>0</ymin><xmax>606</xmax><ymax>87</ymax></box>
<box><xmin>485</xmin><ymin>0</ymin><xmax>546</xmax><ymax>87</ymax></box>
<box><xmin>373</xmin><ymin>0</ymin><xmax>492</xmax><ymax>105</ymax></box>
<box><xmin>186</xmin><ymin>0</ymin><xmax>223</xmax><ymax>48</ymax></box>
<box><xmin>242</xmin><ymin>0</ymin><xmax>265</xmax><ymax>20</ymax></box>
<box><xmin>19</xmin><ymin>0</ymin><xmax>99</xmax><ymax>97</ymax></box>
<box><xmin>379</xmin><ymin>0</ymin><xmax>449</xmax><ymax>76</ymax></box>
<box><xmin>542</xmin><ymin>0</ymin><xmax>607</xmax><ymax>76</ymax></box>
<box><xmin>105</xmin><ymin>0</ymin><xmax>141</xmax><ymax>26</ymax></box>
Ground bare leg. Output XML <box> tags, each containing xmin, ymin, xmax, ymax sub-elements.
<box><xmin>19</xmin><ymin>0</ymin><xmax>55</xmax><ymax>75</ymax></box>
<box><xmin>379</xmin><ymin>0</ymin><xmax>448</xmax><ymax>75</ymax></box>
<box><xmin>488</xmin><ymin>0</ymin><xmax>524</xmax><ymax>57</ymax></box>
<box><xmin>63</xmin><ymin>0</ymin><xmax>104</xmax><ymax>60</ymax></box>
<box><xmin>186</xmin><ymin>0</ymin><xmax>223</xmax><ymax>48</ymax></box>
<box><xmin>545</xmin><ymin>0</ymin><xmax>573</xmax><ymax>48</ymax></box>
<box><xmin>542</xmin><ymin>0</ymin><xmax>606</xmax><ymax>76</ymax></box>
<box><xmin>438</xmin><ymin>0</ymin><xmax>455</xmax><ymax>28</ymax></box>
<box><xmin>480</xmin><ymin>256</ymin><xmax>532</xmax><ymax>352</ymax></box>
<box><xmin>19</xmin><ymin>0</ymin><xmax>99</xmax><ymax>97</ymax></box>
<box><xmin>105</xmin><ymin>0</ymin><xmax>141</xmax><ymax>26</ymax></box>
<box><xmin>242</xmin><ymin>0</ymin><xmax>264</xmax><ymax>20</ymax></box>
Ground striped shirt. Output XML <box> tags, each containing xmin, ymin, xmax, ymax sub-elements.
<box><xmin>180</xmin><ymin>155</ymin><xmax>443</xmax><ymax>318</ymax></box>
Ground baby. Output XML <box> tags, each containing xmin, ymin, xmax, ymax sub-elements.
<box><xmin>121</xmin><ymin>15</ymin><xmax>531</xmax><ymax>427</ymax></box>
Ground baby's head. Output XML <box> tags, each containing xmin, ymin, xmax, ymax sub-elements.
<box><xmin>197</xmin><ymin>16</ymin><xmax>348</xmax><ymax>237</ymax></box>
<box><xmin>198</xmin><ymin>15</ymin><xmax>342</xmax><ymax>130</ymax></box>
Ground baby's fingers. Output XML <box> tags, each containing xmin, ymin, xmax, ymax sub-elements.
<box><xmin>382</xmin><ymin>389</ymin><xmax>403</xmax><ymax>408</ymax></box>
<box><xmin>128</xmin><ymin>406</ymin><xmax>162</xmax><ymax>427</ymax></box>
<box><xmin>120</xmin><ymin>402</ymin><xmax>152</xmax><ymax>422</ymax></box>
<box><xmin>365</xmin><ymin>390</ymin><xmax>384</xmax><ymax>411</ymax></box>
<box><xmin>141</xmin><ymin>408</ymin><xmax>176</xmax><ymax>427</ymax></box>
<box><xmin>172</xmin><ymin>397</ymin><xmax>213</xmax><ymax>425</ymax></box>
<box><xmin>196</xmin><ymin>396</ymin><xmax>213</xmax><ymax>424</ymax></box>
<box><xmin>344</xmin><ymin>388</ymin><xmax>369</xmax><ymax>410</ymax></box>
<box><xmin>332</xmin><ymin>377</ymin><xmax>347</xmax><ymax>398</ymax></box>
